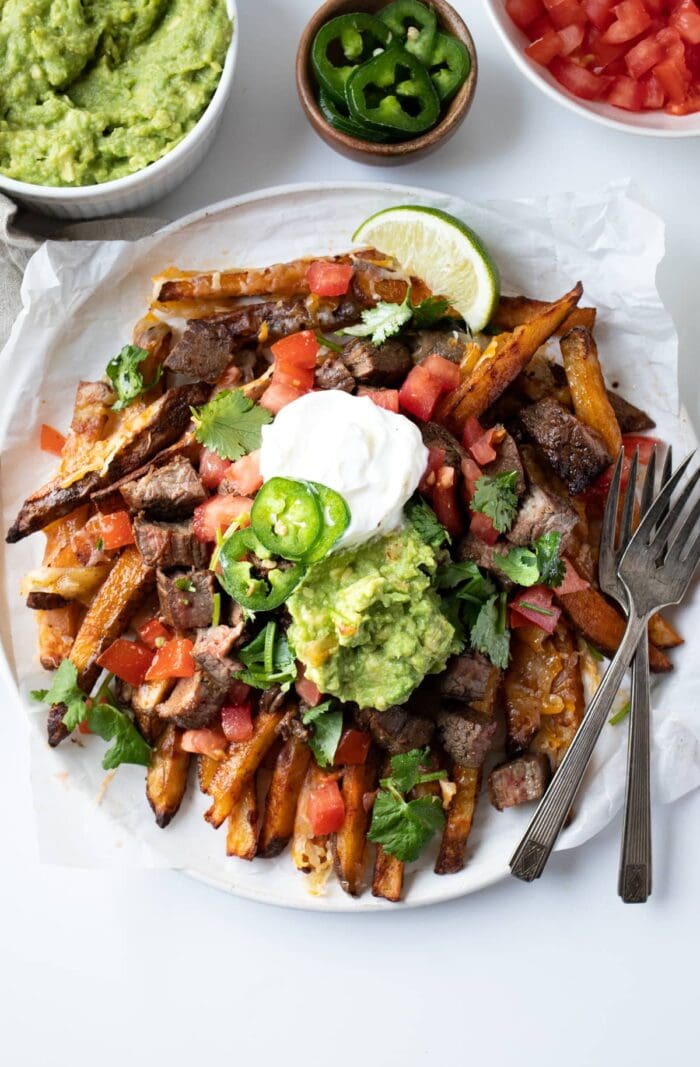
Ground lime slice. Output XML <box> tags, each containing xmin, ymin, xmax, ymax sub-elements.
<box><xmin>352</xmin><ymin>206</ymin><xmax>500</xmax><ymax>333</ymax></box>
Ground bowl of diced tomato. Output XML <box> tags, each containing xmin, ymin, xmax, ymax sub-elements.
<box><xmin>484</xmin><ymin>0</ymin><xmax>700</xmax><ymax>135</ymax></box>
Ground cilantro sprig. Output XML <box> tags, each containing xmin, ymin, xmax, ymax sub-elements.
<box><xmin>470</xmin><ymin>470</ymin><xmax>519</xmax><ymax>533</ymax></box>
<box><xmin>106</xmin><ymin>344</ymin><xmax>163</xmax><ymax>411</ymax></box>
<box><xmin>405</xmin><ymin>496</ymin><xmax>451</xmax><ymax>550</ymax></box>
<box><xmin>191</xmin><ymin>389</ymin><xmax>272</xmax><ymax>461</ymax></box>
<box><xmin>368</xmin><ymin>748</ymin><xmax>447</xmax><ymax>862</ymax></box>
<box><xmin>341</xmin><ymin>290</ymin><xmax>454</xmax><ymax>346</ymax></box>
<box><xmin>302</xmin><ymin>700</ymin><xmax>343</xmax><ymax>768</ymax></box>
<box><xmin>236</xmin><ymin>621</ymin><xmax>296</xmax><ymax>691</ymax></box>
<box><xmin>494</xmin><ymin>532</ymin><xmax>565</xmax><ymax>589</ymax></box>
<box><xmin>471</xmin><ymin>592</ymin><xmax>510</xmax><ymax>670</ymax></box>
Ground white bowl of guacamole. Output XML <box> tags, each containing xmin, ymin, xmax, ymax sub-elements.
<box><xmin>0</xmin><ymin>0</ymin><xmax>238</xmax><ymax>218</ymax></box>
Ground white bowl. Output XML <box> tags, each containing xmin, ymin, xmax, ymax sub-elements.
<box><xmin>483</xmin><ymin>0</ymin><xmax>700</xmax><ymax>138</ymax></box>
<box><xmin>0</xmin><ymin>0</ymin><xmax>239</xmax><ymax>219</ymax></box>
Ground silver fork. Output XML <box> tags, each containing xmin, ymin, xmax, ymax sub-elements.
<box><xmin>510</xmin><ymin>451</ymin><xmax>700</xmax><ymax>883</ymax></box>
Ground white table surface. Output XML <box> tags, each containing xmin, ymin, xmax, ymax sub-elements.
<box><xmin>2</xmin><ymin>3</ymin><xmax>699</xmax><ymax>1065</ymax></box>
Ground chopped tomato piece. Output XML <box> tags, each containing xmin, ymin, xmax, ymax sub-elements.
<box><xmin>138</xmin><ymin>617</ymin><xmax>173</xmax><ymax>651</ymax></box>
<box><xmin>296</xmin><ymin>672</ymin><xmax>322</xmax><ymax>706</ymax></box>
<box><xmin>526</xmin><ymin>13</ymin><xmax>557</xmax><ymax>38</ymax></box>
<box><xmin>656</xmin><ymin>25</ymin><xmax>687</xmax><ymax>63</ymax></box>
<box><xmin>200</xmin><ymin>447</ymin><xmax>231</xmax><ymax>489</ymax></box>
<box><xmin>583</xmin><ymin>0</ymin><xmax>616</xmax><ymax>31</ymax></box>
<box><xmin>221</xmin><ymin>702</ymin><xmax>254</xmax><ymax>743</ymax></box>
<box><xmin>469</xmin><ymin>509</ymin><xmax>499</xmax><ymax>545</ymax></box>
<box><xmin>506</xmin><ymin>0</ymin><xmax>546</xmax><ymax>30</ymax></box>
<box><xmin>654</xmin><ymin>56</ymin><xmax>690</xmax><ymax>100</ymax></box>
<box><xmin>78</xmin><ymin>719</ymin><xmax>92</xmax><ymax>735</ymax></box>
<box><xmin>558</xmin><ymin>22</ymin><xmax>586</xmax><ymax>52</ymax></box>
<box><xmin>421</xmin><ymin>354</ymin><xmax>460</xmax><ymax>391</ymax></box>
<box><xmin>40</xmin><ymin>423</ymin><xmax>66</xmax><ymax>457</ymax></box>
<box><xmin>270</xmin><ymin>330</ymin><xmax>318</xmax><ymax>371</ymax></box>
<box><xmin>306</xmin><ymin>779</ymin><xmax>345</xmax><ymax>836</ymax></box>
<box><xmin>356</xmin><ymin>387</ymin><xmax>400</xmax><ymax>413</ymax></box>
<box><xmin>334</xmin><ymin>728</ymin><xmax>371</xmax><ymax>766</ymax></box>
<box><xmin>625</xmin><ymin>33</ymin><xmax>665</xmax><ymax>76</ymax></box>
<box><xmin>273</xmin><ymin>363</ymin><xmax>315</xmax><ymax>392</ymax></box>
<box><xmin>461</xmin><ymin>455</ymin><xmax>483</xmax><ymax>502</ymax></box>
<box><xmin>419</xmin><ymin>446</ymin><xmax>446</xmax><ymax>493</ymax></box>
<box><xmin>546</xmin><ymin>0</ymin><xmax>588</xmax><ymax>29</ymax></box>
<box><xmin>666</xmin><ymin>84</ymin><xmax>700</xmax><ymax>111</ymax></box>
<box><xmin>193</xmin><ymin>494</ymin><xmax>253</xmax><ymax>543</ymax></box>
<box><xmin>641</xmin><ymin>70</ymin><xmax>666</xmax><ymax>105</ymax></box>
<box><xmin>554</xmin><ymin>558</ymin><xmax>591</xmax><ymax>594</ymax></box>
<box><xmin>180</xmin><ymin>729</ymin><xmax>228</xmax><ymax>758</ymax></box>
<box><xmin>399</xmin><ymin>363</ymin><xmax>444</xmax><ymax>421</ymax></box>
<box><xmin>527</xmin><ymin>31</ymin><xmax>563</xmax><ymax>67</ymax></box>
<box><xmin>671</xmin><ymin>0</ymin><xmax>700</xmax><ymax>45</ymax></box>
<box><xmin>223</xmin><ymin>449</ymin><xmax>263</xmax><ymax>495</ymax></box>
<box><xmin>227</xmin><ymin>679</ymin><xmax>251</xmax><ymax>705</ymax></box>
<box><xmin>607</xmin><ymin>73</ymin><xmax>647</xmax><ymax>106</ymax></box>
<box><xmin>622</xmin><ymin>433</ymin><xmax>663</xmax><ymax>463</ymax></box>
<box><xmin>96</xmin><ymin>638</ymin><xmax>154</xmax><ymax>687</ymax></box>
<box><xmin>260</xmin><ymin>381</ymin><xmax>305</xmax><ymax>414</ymax></box>
<box><xmin>550</xmin><ymin>56</ymin><xmax>613</xmax><ymax>97</ymax></box>
<box><xmin>510</xmin><ymin>586</ymin><xmax>562</xmax><ymax>633</ymax></box>
<box><xmin>306</xmin><ymin>260</ymin><xmax>354</xmax><ymax>297</ymax></box>
<box><xmin>432</xmin><ymin>465</ymin><xmax>463</xmax><ymax>537</ymax></box>
<box><xmin>145</xmin><ymin>637</ymin><xmax>195</xmax><ymax>682</ymax></box>
<box><xmin>602</xmin><ymin>0</ymin><xmax>652</xmax><ymax>43</ymax></box>
<box><xmin>462</xmin><ymin>416</ymin><xmax>485</xmax><ymax>449</ymax></box>
<box><xmin>470</xmin><ymin>428</ymin><xmax>500</xmax><ymax>466</ymax></box>
<box><xmin>84</xmin><ymin>510</ymin><xmax>135</xmax><ymax>552</ymax></box>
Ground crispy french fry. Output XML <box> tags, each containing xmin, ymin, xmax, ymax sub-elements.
<box><xmin>259</xmin><ymin>735</ymin><xmax>311</xmax><ymax>857</ymax></box>
<box><xmin>372</xmin><ymin>847</ymin><xmax>404</xmax><ymax>903</ymax></box>
<box><xmin>59</xmin><ymin>382</ymin><xmax>115</xmax><ymax>479</ymax></box>
<box><xmin>226</xmin><ymin>778</ymin><xmax>259</xmax><ymax>860</ymax></box>
<box><xmin>205</xmin><ymin>707</ymin><xmax>291</xmax><ymax>829</ymax></box>
<box><xmin>146</xmin><ymin>724</ymin><xmax>191</xmax><ymax>828</ymax></box>
<box><xmin>560</xmin><ymin>327</ymin><xmax>622</xmax><ymax>458</ymax></box>
<box><xmin>198</xmin><ymin>754</ymin><xmax>220</xmax><ymax>794</ymax></box>
<box><xmin>131</xmin><ymin>677</ymin><xmax>175</xmax><ymax>745</ymax></box>
<box><xmin>437</xmin><ymin>283</ymin><xmax>583</xmax><ymax>430</ymax></box>
<box><xmin>435</xmin><ymin>766</ymin><xmax>481</xmax><ymax>875</ymax></box>
<box><xmin>491</xmin><ymin>295</ymin><xmax>596</xmax><ymax>335</ymax></box>
<box><xmin>132</xmin><ymin>315</ymin><xmax>172</xmax><ymax>388</ymax></box>
<box><xmin>529</xmin><ymin>622</ymin><xmax>585</xmax><ymax>773</ymax></box>
<box><xmin>37</xmin><ymin>603</ymin><xmax>83</xmax><ymax>670</ymax></box>
<box><xmin>557</xmin><ymin>586</ymin><xmax>672</xmax><ymax>673</ymax></box>
<box><xmin>154</xmin><ymin>253</ymin><xmax>360</xmax><ymax>303</ymax></box>
<box><xmin>460</xmin><ymin>340</ymin><xmax>484</xmax><ymax>379</ymax></box>
<box><xmin>648</xmin><ymin>612</ymin><xmax>683</xmax><ymax>649</ymax></box>
<box><xmin>333</xmin><ymin>759</ymin><xmax>377</xmax><ymax>896</ymax></box>
<box><xmin>291</xmin><ymin>760</ymin><xmax>334</xmax><ymax>873</ymax></box>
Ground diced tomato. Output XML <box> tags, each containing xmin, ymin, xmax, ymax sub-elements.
<box><xmin>200</xmin><ymin>447</ymin><xmax>231</xmax><ymax>489</ymax></box>
<box><xmin>432</xmin><ymin>465</ymin><xmax>463</xmax><ymax>537</ymax></box>
<box><xmin>641</xmin><ymin>70</ymin><xmax>666</xmax><ymax>104</ymax></box>
<box><xmin>526</xmin><ymin>13</ymin><xmax>557</xmax><ymax>38</ymax></box>
<box><xmin>421</xmin><ymin>354</ymin><xmax>460</xmax><ymax>392</ymax></box>
<box><xmin>180</xmin><ymin>729</ymin><xmax>228</xmax><ymax>758</ymax></box>
<box><xmin>145</xmin><ymin>637</ymin><xmax>195</xmax><ymax>682</ymax></box>
<box><xmin>78</xmin><ymin>719</ymin><xmax>92</xmax><ymax>735</ymax></box>
<box><xmin>273</xmin><ymin>363</ymin><xmax>315</xmax><ymax>392</ymax></box>
<box><xmin>296</xmin><ymin>672</ymin><xmax>322</xmax><ymax>707</ymax></box>
<box><xmin>559</xmin><ymin>22</ymin><xmax>587</xmax><ymax>52</ymax></box>
<box><xmin>306</xmin><ymin>260</ymin><xmax>354</xmax><ymax>297</ymax></box>
<box><xmin>306</xmin><ymin>779</ymin><xmax>345</xmax><ymax>836</ymax></box>
<box><xmin>419</xmin><ymin>446</ymin><xmax>446</xmax><ymax>494</ymax></box>
<box><xmin>221</xmin><ymin>702</ymin><xmax>254</xmax><ymax>743</ymax></box>
<box><xmin>654</xmin><ymin>55</ymin><xmax>690</xmax><ymax>99</ymax></box>
<box><xmin>622</xmin><ymin>433</ymin><xmax>663</xmax><ymax>463</ymax></box>
<box><xmin>602</xmin><ymin>0</ymin><xmax>652</xmax><ymax>43</ymax></box>
<box><xmin>356</xmin><ymin>387</ymin><xmax>400</xmax><ymax>413</ymax></box>
<box><xmin>461</xmin><ymin>455</ymin><xmax>483</xmax><ymax>502</ymax></box>
<box><xmin>584</xmin><ymin>0</ymin><xmax>616</xmax><ymax>30</ymax></box>
<box><xmin>549</xmin><ymin>55</ymin><xmax>613</xmax><ymax>97</ymax></box>
<box><xmin>193</xmin><ymin>494</ymin><xmax>253</xmax><ymax>542</ymax></box>
<box><xmin>334</xmin><ymin>728</ymin><xmax>371</xmax><ymax>766</ymax></box>
<box><xmin>547</xmin><ymin>0</ymin><xmax>588</xmax><ymax>29</ymax></box>
<box><xmin>554</xmin><ymin>559</ymin><xmax>591</xmax><ymax>594</ymax></box>
<box><xmin>527</xmin><ymin>29</ymin><xmax>565</xmax><ymax>63</ymax></box>
<box><xmin>607</xmin><ymin>72</ymin><xmax>647</xmax><ymax>105</ymax></box>
<box><xmin>510</xmin><ymin>586</ymin><xmax>562</xmax><ymax>633</ymax></box>
<box><xmin>260</xmin><ymin>381</ymin><xmax>305</xmax><ymax>414</ymax></box>
<box><xmin>227</xmin><ymin>679</ymin><xmax>251</xmax><ymax>705</ymax></box>
<box><xmin>222</xmin><ymin>449</ymin><xmax>263</xmax><ymax>495</ymax></box>
<box><xmin>671</xmin><ymin>0</ymin><xmax>700</xmax><ymax>44</ymax></box>
<box><xmin>587</xmin><ymin>26</ymin><xmax>630</xmax><ymax>66</ymax></box>
<box><xmin>96</xmin><ymin>638</ymin><xmax>154</xmax><ymax>687</ymax></box>
<box><xmin>667</xmin><ymin>84</ymin><xmax>700</xmax><ymax>110</ymax></box>
<box><xmin>40</xmin><ymin>423</ymin><xmax>66</xmax><ymax>457</ymax></box>
<box><xmin>461</xmin><ymin>417</ymin><xmax>484</xmax><ymax>449</ymax></box>
<box><xmin>399</xmin><ymin>363</ymin><xmax>444</xmax><ymax>421</ymax></box>
<box><xmin>469</xmin><ymin>509</ymin><xmax>499</xmax><ymax>545</ymax></box>
<box><xmin>271</xmin><ymin>330</ymin><xmax>318</xmax><ymax>370</ymax></box>
<box><xmin>470</xmin><ymin>428</ymin><xmax>500</xmax><ymax>466</ymax></box>
<box><xmin>656</xmin><ymin>24</ymin><xmax>687</xmax><ymax>62</ymax></box>
<box><xmin>84</xmin><ymin>510</ymin><xmax>135</xmax><ymax>552</ymax></box>
<box><xmin>624</xmin><ymin>33</ymin><xmax>665</xmax><ymax>75</ymax></box>
<box><xmin>506</xmin><ymin>0</ymin><xmax>546</xmax><ymax>30</ymax></box>
<box><xmin>137</xmin><ymin>617</ymin><xmax>173</xmax><ymax>651</ymax></box>
<box><xmin>642</xmin><ymin>0</ymin><xmax>666</xmax><ymax>14</ymax></box>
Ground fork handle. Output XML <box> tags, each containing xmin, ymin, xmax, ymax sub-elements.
<box><xmin>618</xmin><ymin>636</ymin><xmax>652</xmax><ymax>902</ymax></box>
<box><xmin>510</xmin><ymin>613</ymin><xmax>648</xmax><ymax>882</ymax></box>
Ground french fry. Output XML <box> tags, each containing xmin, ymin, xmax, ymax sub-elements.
<box><xmin>153</xmin><ymin>253</ymin><xmax>360</xmax><ymax>303</ymax></box>
<box><xmin>204</xmin><ymin>707</ymin><xmax>291</xmax><ymax>829</ymax></box>
<box><xmin>146</xmin><ymin>724</ymin><xmax>191</xmax><ymax>828</ymax></box>
<box><xmin>560</xmin><ymin>327</ymin><xmax>622</xmax><ymax>458</ymax></box>
<box><xmin>437</xmin><ymin>283</ymin><xmax>583</xmax><ymax>431</ymax></box>
<box><xmin>198</xmin><ymin>754</ymin><xmax>220</xmax><ymax>794</ymax></box>
<box><xmin>132</xmin><ymin>315</ymin><xmax>172</xmax><ymax>388</ymax></box>
<box><xmin>291</xmin><ymin>760</ymin><xmax>334</xmax><ymax>873</ymax></box>
<box><xmin>131</xmin><ymin>677</ymin><xmax>175</xmax><ymax>745</ymax></box>
<box><xmin>648</xmin><ymin>612</ymin><xmax>683</xmax><ymax>649</ymax></box>
<box><xmin>59</xmin><ymin>382</ymin><xmax>115</xmax><ymax>480</ymax></box>
<box><xmin>37</xmin><ymin>604</ymin><xmax>84</xmax><ymax>671</ymax></box>
<box><xmin>491</xmin><ymin>295</ymin><xmax>596</xmax><ymax>335</ymax></box>
<box><xmin>435</xmin><ymin>766</ymin><xmax>481</xmax><ymax>875</ymax></box>
<box><xmin>557</xmin><ymin>586</ymin><xmax>672</xmax><ymax>673</ymax></box>
<box><xmin>226</xmin><ymin>778</ymin><xmax>259</xmax><ymax>860</ymax></box>
<box><xmin>259</xmin><ymin>735</ymin><xmax>311</xmax><ymax>857</ymax></box>
<box><xmin>333</xmin><ymin>759</ymin><xmax>377</xmax><ymax>896</ymax></box>
<box><xmin>372</xmin><ymin>847</ymin><xmax>404</xmax><ymax>903</ymax></box>
<box><xmin>460</xmin><ymin>340</ymin><xmax>485</xmax><ymax>379</ymax></box>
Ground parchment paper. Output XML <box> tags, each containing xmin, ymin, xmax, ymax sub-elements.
<box><xmin>0</xmin><ymin>181</ymin><xmax>697</xmax><ymax>910</ymax></box>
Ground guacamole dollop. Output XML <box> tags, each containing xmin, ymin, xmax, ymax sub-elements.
<box><xmin>287</xmin><ymin>528</ymin><xmax>457</xmax><ymax>712</ymax></box>
<box><xmin>0</xmin><ymin>0</ymin><xmax>232</xmax><ymax>187</ymax></box>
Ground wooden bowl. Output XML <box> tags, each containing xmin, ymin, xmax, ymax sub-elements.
<box><xmin>296</xmin><ymin>0</ymin><xmax>478</xmax><ymax>164</ymax></box>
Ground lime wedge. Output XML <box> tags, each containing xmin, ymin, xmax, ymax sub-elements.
<box><xmin>353</xmin><ymin>206</ymin><xmax>500</xmax><ymax>333</ymax></box>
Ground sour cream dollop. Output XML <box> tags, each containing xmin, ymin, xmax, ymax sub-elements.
<box><xmin>259</xmin><ymin>391</ymin><xmax>429</xmax><ymax>550</ymax></box>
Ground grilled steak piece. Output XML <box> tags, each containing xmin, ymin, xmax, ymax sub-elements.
<box><xmin>261</xmin><ymin>684</ymin><xmax>287</xmax><ymax>714</ymax></box>
<box><xmin>157</xmin><ymin>569</ymin><xmax>215</xmax><ymax>630</ymax></box>
<box><xmin>229</xmin><ymin>600</ymin><xmax>253</xmax><ymax>646</ymax></box>
<box><xmin>342</xmin><ymin>337</ymin><xmax>412</xmax><ymax>386</ymax></box>
<box><xmin>438</xmin><ymin>651</ymin><xmax>501</xmax><ymax>711</ymax></box>
<box><xmin>120</xmin><ymin>456</ymin><xmax>206</xmax><ymax>519</ymax></box>
<box><xmin>483</xmin><ymin>430</ymin><xmax>527</xmax><ymax>496</ymax></box>
<box><xmin>166</xmin><ymin>296</ymin><xmax>367</xmax><ymax>382</ymax></box>
<box><xmin>314</xmin><ymin>357</ymin><xmax>356</xmax><ymax>393</ymax></box>
<box><xmin>26</xmin><ymin>592</ymin><xmax>68</xmax><ymax>610</ymax></box>
<box><xmin>488</xmin><ymin>753</ymin><xmax>550</xmax><ymax>811</ymax></box>
<box><xmin>457</xmin><ymin>532</ymin><xmax>509</xmax><ymax>582</ymax></box>
<box><xmin>436</xmin><ymin>709</ymin><xmax>498</xmax><ymax>767</ymax></box>
<box><xmin>156</xmin><ymin>670</ymin><xmax>226</xmax><ymax>729</ymax></box>
<box><xmin>133</xmin><ymin>515</ymin><xmax>208</xmax><ymax>569</ymax></box>
<box><xmin>7</xmin><ymin>383</ymin><xmax>209</xmax><ymax>543</ymax></box>
<box><xmin>409</xmin><ymin>329</ymin><xmax>471</xmax><ymax>365</ymax></box>
<box><xmin>421</xmin><ymin>421</ymin><xmax>466</xmax><ymax>468</ymax></box>
<box><xmin>192</xmin><ymin>625</ymin><xmax>240</xmax><ymax>683</ymax></box>
<box><xmin>519</xmin><ymin>398</ymin><xmax>611</xmax><ymax>495</ymax></box>
<box><xmin>47</xmin><ymin>703</ymin><xmax>70</xmax><ymax>747</ymax></box>
<box><xmin>607</xmin><ymin>389</ymin><xmax>655</xmax><ymax>433</ymax></box>
<box><xmin>354</xmin><ymin>704</ymin><xmax>434</xmax><ymax>755</ymax></box>
<box><xmin>507</xmin><ymin>484</ymin><xmax>579</xmax><ymax>552</ymax></box>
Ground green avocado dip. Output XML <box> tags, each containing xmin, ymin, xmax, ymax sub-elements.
<box><xmin>287</xmin><ymin>527</ymin><xmax>458</xmax><ymax>712</ymax></box>
<box><xmin>0</xmin><ymin>0</ymin><xmax>232</xmax><ymax>187</ymax></box>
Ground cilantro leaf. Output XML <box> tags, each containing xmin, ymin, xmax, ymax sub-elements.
<box><xmin>236</xmin><ymin>621</ymin><xmax>296</xmax><ymax>691</ymax></box>
<box><xmin>302</xmin><ymin>700</ymin><xmax>343</xmax><ymax>768</ymax></box>
<box><xmin>410</xmin><ymin>296</ymin><xmax>451</xmax><ymax>330</ymax></box>
<box><xmin>494</xmin><ymin>545</ymin><xmax>539</xmax><ymax>587</ymax></box>
<box><xmin>341</xmin><ymin>290</ymin><xmax>413</xmax><ymax>345</ymax></box>
<box><xmin>470</xmin><ymin>592</ymin><xmax>510</xmax><ymax>669</ymax></box>
<box><xmin>534</xmin><ymin>531</ymin><xmax>565</xmax><ymax>588</ymax></box>
<box><xmin>191</xmin><ymin>389</ymin><xmax>272</xmax><ymax>461</ymax></box>
<box><xmin>368</xmin><ymin>790</ymin><xmax>445</xmax><ymax>862</ymax></box>
<box><xmin>31</xmin><ymin>658</ymin><xmax>87</xmax><ymax>732</ymax></box>
<box><xmin>436</xmin><ymin>559</ymin><xmax>496</xmax><ymax>601</ymax></box>
<box><xmin>405</xmin><ymin>497</ymin><xmax>451</xmax><ymax>549</ymax></box>
<box><xmin>470</xmin><ymin>471</ymin><xmax>519</xmax><ymax>533</ymax></box>
<box><xmin>383</xmin><ymin>747</ymin><xmax>430</xmax><ymax>793</ymax></box>
<box><xmin>86</xmin><ymin>692</ymin><xmax>152</xmax><ymax>770</ymax></box>
<box><xmin>106</xmin><ymin>344</ymin><xmax>162</xmax><ymax>411</ymax></box>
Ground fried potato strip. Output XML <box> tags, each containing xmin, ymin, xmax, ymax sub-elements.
<box><xmin>259</xmin><ymin>735</ymin><xmax>311</xmax><ymax>858</ymax></box>
<box><xmin>560</xmin><ymin>326</ymin><xmax>622</xmax><ymax>458</ymax></box>
<box><xmin>146</xmin><ymin>724</ymin><xmax>191</xmax><ymax>828</ymax></box>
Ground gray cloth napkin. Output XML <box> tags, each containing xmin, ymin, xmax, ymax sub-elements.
<box><xmin>0</xmin><ymin>193</ymin><xmax>164</xmax><ymax>347</ymax></box>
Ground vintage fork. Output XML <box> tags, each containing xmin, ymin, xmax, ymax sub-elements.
<box><xmin>510</xmin><ymin>451</ymin><xmax>700</xmax><ymax>884</ymax></box>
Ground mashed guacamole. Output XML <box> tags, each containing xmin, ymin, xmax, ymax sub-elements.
<box><xmin>0</xmin><ymin>0</ymin><xmax>232</xmax><ymax>186</ymax></box>
<box><xmin>287</xmin><ymin>528</ymin><xmax>457</xmax><ymax>712</ymax></box>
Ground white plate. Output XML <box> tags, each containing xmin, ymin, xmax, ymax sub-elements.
<box><xmin>1</xmin><ymin>181</ymin><xmax>698</xmax><ymax>911</ymax></box>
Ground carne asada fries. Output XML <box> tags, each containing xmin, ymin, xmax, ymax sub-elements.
<box><xmin>13</xmin><ymin>208</ymin><xmax>682</xmax><ymax>902</ymax></box>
